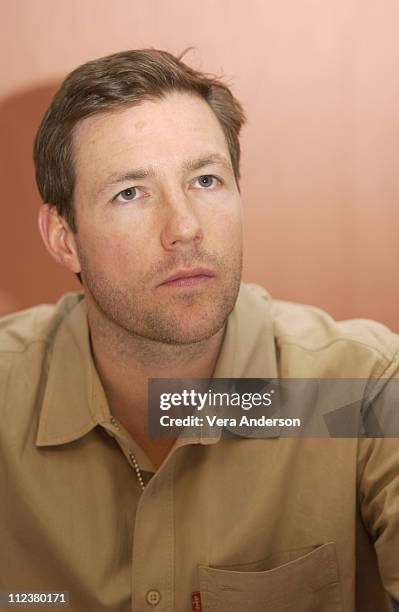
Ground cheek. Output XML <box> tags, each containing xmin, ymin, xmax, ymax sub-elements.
<box><xmin>78</xmin><ymin>226</ymin><xmax>146</xmax><ymax>275</ymax></box>
<box><xmin>212</xmin><ymin>203</ymin><xmax>243</xmax><ymax>244</ymax></box>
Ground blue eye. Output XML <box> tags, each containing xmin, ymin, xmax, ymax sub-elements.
<box><xmin>116</xmin><ymin>187</ymin><xmax>137</xmax><ymax>201</ymax></box>
<box><xmin>196</xmin><ymin>175</ymin><xmax>218</xmax><ymax>188</ymax></box>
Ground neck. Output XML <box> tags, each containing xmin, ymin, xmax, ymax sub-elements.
<box><xmin>86</xmin><ymin>299</ymin><xmax>225</xmax><ymax>459</ymax></box>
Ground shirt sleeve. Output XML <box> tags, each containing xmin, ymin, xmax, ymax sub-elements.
<box><xmin>357</xmin><ymin>432</ymin><xmax>399</xmax><ymax>602</ymax></box>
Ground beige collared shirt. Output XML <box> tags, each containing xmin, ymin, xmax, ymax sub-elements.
<box><xmin>0</xmin><ymin>283</ymin><xmax>398</xmax><ymax>611</ymax></box>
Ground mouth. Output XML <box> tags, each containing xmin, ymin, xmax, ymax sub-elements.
<box><xmin>157</xmin><ymin>267</ymin><xmax>216</xmax><ymax>288</ymax></box>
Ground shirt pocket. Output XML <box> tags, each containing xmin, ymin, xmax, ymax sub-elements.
<box><xmin>198</xmin><ymin>542</ymin><xmax>343</xmax><ymax>612</ymax></box>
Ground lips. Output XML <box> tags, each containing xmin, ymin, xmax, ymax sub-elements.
<box><xmin>158</xmin><ymin>267</ymin><xmax>216</xmax><ymax>286</ymax></box>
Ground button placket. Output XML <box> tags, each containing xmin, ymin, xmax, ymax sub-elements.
<box><xmin>132</xmin><ymin>458</ymin><xmax>175</xmax><ymax>611</ymax></box>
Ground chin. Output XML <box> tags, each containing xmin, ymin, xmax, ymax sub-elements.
<box><xmin>137</xmin><ymin>304</ymin><xmax>228</xmax><ymax>345</ymax></box>
<box><xmin>156</xmin><ymin>319</ymin><xmax>225</xmax><ymax>346</ymax></box>
<box><xmin>149</xmin><ymin>285</ymin><xmax>239</xmax><ymax>345</ymax></box>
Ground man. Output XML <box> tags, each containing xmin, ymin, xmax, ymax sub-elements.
<box><xmin>0</xmin><ymin>49</ymin><xmax>398</xmax><ymax>611</ymax></box>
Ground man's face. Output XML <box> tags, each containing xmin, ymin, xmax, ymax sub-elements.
<box><xmin>72</xmin><ymin>92</ymin><xmax>243</xmax><ymax>345</ymax></box>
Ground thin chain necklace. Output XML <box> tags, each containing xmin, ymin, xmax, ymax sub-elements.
<box><xmin>128</xmin><ymin>449</ymin><xmax>146</xmax><ymax>491</ymax></box>
<box><xmin>110</xmin><ymin>415</ymin><xmax>146</xmax><ymax>491</ymax></box>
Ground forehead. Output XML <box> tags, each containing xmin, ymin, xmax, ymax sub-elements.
<box><xmin>72</xmin><ymin>92</ymin><xmax>230</xmax><ymax>184</ymax></box>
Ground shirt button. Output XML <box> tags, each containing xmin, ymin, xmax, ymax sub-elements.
<box><xmin>145</xmin><ymin>590</ymin><xmax>161</xmax><ymax>606</ymax></box>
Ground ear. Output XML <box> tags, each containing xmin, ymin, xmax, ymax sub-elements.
<box><xmin>38</xmin><ymin>204</ymin><xmax>81</xmax><ymax>274</ymax></box>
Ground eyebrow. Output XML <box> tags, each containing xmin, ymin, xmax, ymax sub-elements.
<box><xmin>181</xmin><ymin>153</ymin><xmax>233</xmax><ymax>174</ymax></box>
<box><xmin>96</xmin><ymin>153</ymin><xmax>233</xmax><ymax>196</ymax></box>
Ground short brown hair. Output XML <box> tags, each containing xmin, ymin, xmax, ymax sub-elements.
<box><xmin>33</xmin><ymin>48</ymin><xmax>246</xmax><ymax>233</ymax></box>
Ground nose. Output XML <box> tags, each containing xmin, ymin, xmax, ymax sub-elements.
<box><xmin>160</xmin><ymin>189</ymin><xmax>203</xmax><ymax>250</ymax></box>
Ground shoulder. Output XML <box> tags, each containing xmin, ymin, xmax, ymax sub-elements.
<box><xmin>0</xmin><ymin>292</ymin><xmax>85</xmax><ymax>355</ymax></box>
<box><xmin>242</xmin><ymin>283</ymin><xmax>399</xmax><ymax>377</ymax></box>
<box><xmin>0</xmin><ymin>292</ymin><xmax>86</xmax><ymax>442</ymax></box>
<box><xmin>0</xmin><ymin>292</ymin><xmax>85</xmax><ymax>422</ymax></box>
<box><xmin>0</xmin><ymin>293</ymin><xmax>85</xmax><ymax>389</ymax></box>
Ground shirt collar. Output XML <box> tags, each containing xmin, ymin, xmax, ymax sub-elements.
<box><xmin>36</xmin><ymin>284</ymin><xmax>278</xmax><ymax>447</ymax></box>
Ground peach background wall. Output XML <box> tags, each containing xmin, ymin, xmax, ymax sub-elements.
<box><xmin>1</xmin><ymin>0</ymin><xmax>398</xmax><ymax>330</ymax></box>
